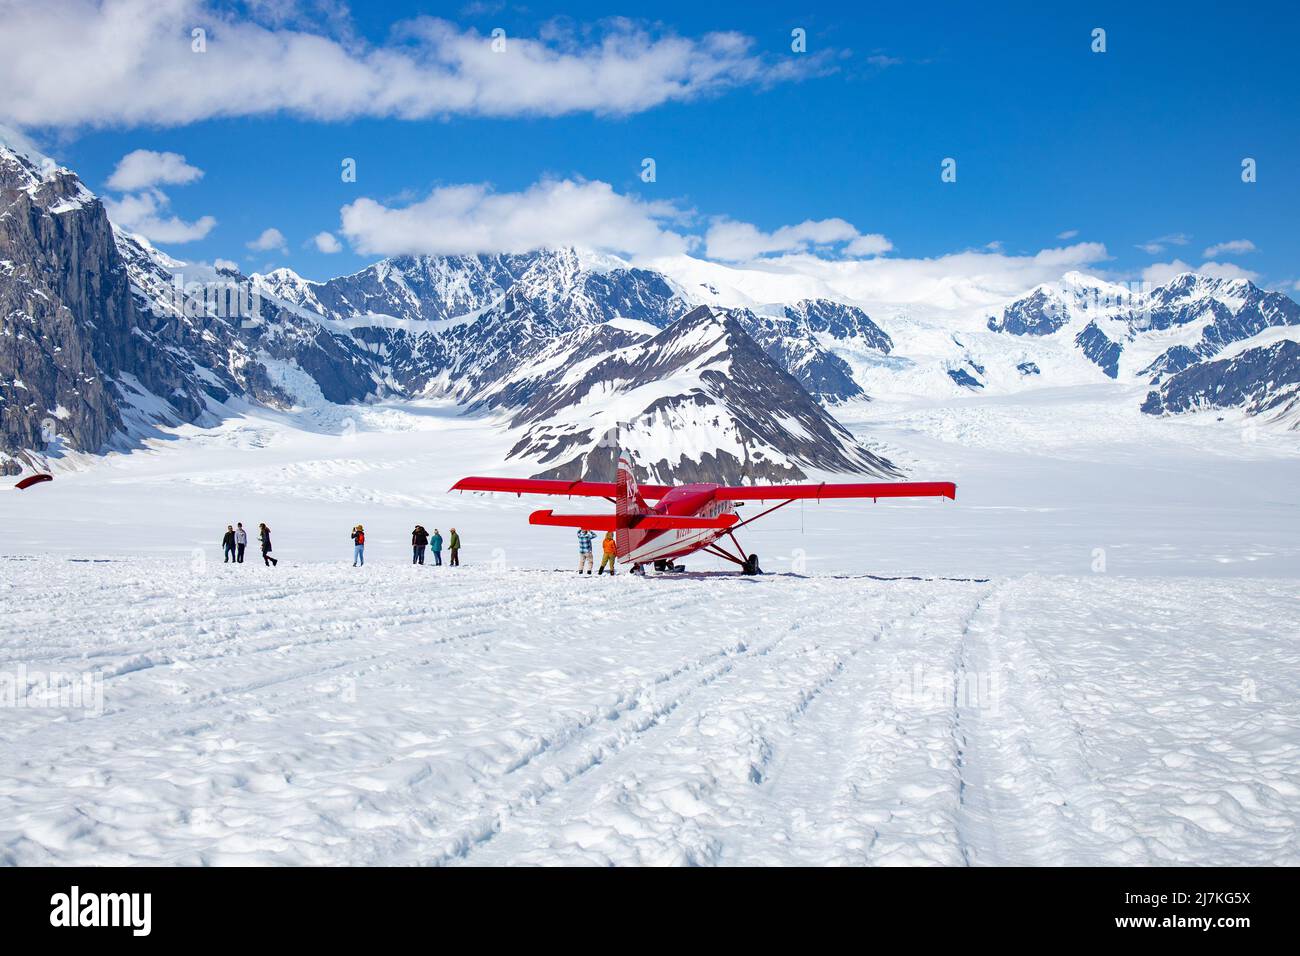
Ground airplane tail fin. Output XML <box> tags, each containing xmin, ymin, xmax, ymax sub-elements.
<box><xmin>615</xmin><ymin>453</ymin><xmax>650</xmax><ymax>557</ymax></box>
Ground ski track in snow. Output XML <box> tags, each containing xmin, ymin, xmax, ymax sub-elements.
<box><xmin>1</xmin><ymin>560</ymin><xmax>1295</xmax><ymax>866</ymax></box>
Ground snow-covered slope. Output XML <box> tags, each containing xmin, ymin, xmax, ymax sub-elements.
<box><xmin>2</xmin><ymin>380</ymin><xmax>1297</xmax><ymax>866</ymax></box>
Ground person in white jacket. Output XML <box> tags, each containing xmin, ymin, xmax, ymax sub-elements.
<box><xmin>234</xmin><ymin>523</ymin><xmax>248</xmax><ymax>563</ymax></box>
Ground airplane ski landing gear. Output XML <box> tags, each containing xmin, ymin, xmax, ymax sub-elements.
<box><xmin>704</xmin><ymin>530</ymin><xmax>762</xmax><ymax>574</ymax></box>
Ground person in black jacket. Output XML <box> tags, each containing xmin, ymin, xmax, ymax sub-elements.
<box><xmin>259</xmin><ymin>523</ymin><xmax>278</xmax><ymax>566</ymax></box>
<box><xmin>412</xmin><ymin>525</ymin><xmax>429</xmax><ymax>565</ymax></box>
<box><xmin>222</xmin><ymin>525</ymin><xmax>236</xmax><ymax>563</ymax></box>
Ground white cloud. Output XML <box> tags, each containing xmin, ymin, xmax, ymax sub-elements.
<box><xmin>247</xmin><ymin>228</ymin><xmax>288</xmax><ymax>252</ymax></box>
<box><xmin>0</xmin><ymin>1</ymin><xmax>824</xmax><ymax>128</ymax></box>
<box><xmin>705</xmin><ymin>217</ymin><xmax>891</xmax><ymax>261</ymax></box>
<box><xmin>340</xmin><ymin>179</ymin><xmax>692</xmax><ymax>258</ymax></box>
<box><xmin>214</xmin><ymin>257</ymin><xmax>239</xmax><ymax>272</ymax></box>
<box><xmin>103</xmin><ymin>188</ymin><xmax>216</xmax><ymax>243</ymax></box>
<box><xmin>335</xmin><ymin>176</ymin><xmax>1116</xmax><ymax>314</ymax></box>
<box><xmin>1141</xmin><ymin>259</ymin><xmax>1260</xmax><ymax>285</ymax></box>
<box><xmin>106</xmin><ymin>149</ymin><xmax>203</xmax><ymax>191</ymax></box>
<box><xmin>644</xmin><ymin>242</ymin><xmax>1113</xmax><ymax>313</ymax></box>
<box><xmin>1057</xmin><ymin>229</ymin><xmax>1078</xmax><ymax>240</ymax></box>
<box><xmin>1202</xmin><ymin>239</ymin><xmax>1256</xmax><ymax>258</ymax></box>
<box><xmin>1136</xmin><ymin>232</ymin><xmax>1191</xmax><ymax>255</ymax></box>
<box><xmin>313</xmin><ymin>231</ymin><xmax>343</xmax><ymax>253</ymax></box>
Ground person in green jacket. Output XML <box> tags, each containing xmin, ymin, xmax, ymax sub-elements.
<box><xmin>449</xmin><ymin>527</ymin><xmax>461</xmax><ymax>566</ymax></box>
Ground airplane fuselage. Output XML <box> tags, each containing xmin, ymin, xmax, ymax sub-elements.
<box><xmin>620</xmin><ymin>483</ymin><xmax>737</xmax><ymax>565</ymax></box>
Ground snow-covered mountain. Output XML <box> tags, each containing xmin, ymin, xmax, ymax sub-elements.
<box><xmin>1142</xmin><ymin>331</ymin><xmax>1300</xmax><ymax>429</ymax></box>
<box><xmin>986</xmin><ymin>271</ymin><xmax>1300</xmax><ymax>386</ymax></box>
<box><xmin>0</xmin><ymin>140</ymin><xmax>389</xmax><ymax>473</ymax></box>
<box><xmin>5</xmin><ymin>142</ymin><xmax>1299</xmax><ymax>478</ymax></box>
<box><xmin>503</xmin><ymin>306</ymin><xmax>898</xmax><ymax>484</ymax></box>
<box><xmin>257</xmin><ymin>248</ymin><xmax>685</xmax><ymax>330</ymax></box>
<box><xmin>0</xmin><ymin>143</ymin><xmax>229</xmax><ymax>472</ymax></box>
<box><xmin>0</xmin><ymin>142</ymin><xmax>906</xmax><ymax>481</ymax></box>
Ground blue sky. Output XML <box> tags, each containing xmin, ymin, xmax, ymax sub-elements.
<box><xmin>5</xmin><ymin>0</ymin><xmax>1297</xmax><ymax>291</ymax></box>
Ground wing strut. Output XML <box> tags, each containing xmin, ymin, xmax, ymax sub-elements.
<box><xmin>727</xmin><ymin>498</ymin><xmax>797</xmax><ymax>533</ymax></box>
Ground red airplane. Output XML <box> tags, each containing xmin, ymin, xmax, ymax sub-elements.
<box><xmin>452</xmin><ymin>456</ymin><xmax>955</xmax><ymax>574</ymax></box>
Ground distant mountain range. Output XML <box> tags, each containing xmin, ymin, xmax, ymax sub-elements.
<box><xmin>3</xmin><ymin>141</ymin><xmax>1298</xmax><ymax>480</ymax></box>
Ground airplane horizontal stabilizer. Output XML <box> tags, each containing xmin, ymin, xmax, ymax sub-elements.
<box><xmin>528</xmin><ymin>511</ymin><xmax>739</xmax><ymax>531</ymax></box>
<box><xmin>528</xmin><ymin>511</ymin><xmax>618</xmax><ymax>531</ymax></box>
<box><xmin>634</xmin><ymin>514</ymin><xmax>739</xmax><ymax>530</ymax></box>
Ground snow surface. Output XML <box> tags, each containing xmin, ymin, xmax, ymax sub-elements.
<box><xmin>1</xmin><ymin>390</ymin><xmax>1298</xmax><ymax>865</ymax></box>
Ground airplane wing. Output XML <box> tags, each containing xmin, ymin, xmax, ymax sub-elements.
<box><xmin>715</xmin><ymin>480</ymin><xmax>956</xmax><ymax>501</ymax></box>
<box><xmin>452</xmin><ymin>476</ymin><xmax>672</xmax><ymax>499</ymax></box>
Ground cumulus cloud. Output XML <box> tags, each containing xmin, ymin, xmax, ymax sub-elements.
<box><xmin>313</xmin><ymin>231</ymin><xmax>343</xmax><ymax>253</ymax></box>
<box><xmin>247</xmin><ymin>227</ymin><xmax>288</xmax><ymax>252</ymax></box>
<box><xmin>339</xmin><ymin>179</ymin><xmax>692</xmax><ymax>258</ymax></box>
<box><xmin>106</xmin><ymin>149</ymin><xmax>203</xmax><ymax>191</ymax></box>
<box><xmin>103</xmin><ymin>188</ymin><xmax>216</xmax><ymax>243</ymax></box>
<box><xmin>1202</xmin><ymin>239</ymin><xmax>1256</xmax><ymax>258</ymax></box>
<box><xmin>704</xmin><ymin>217</ymin><xmax>891</xmax><ymax>262</ymax></box>
<box><xmin>0</xmin><ymin>1</ymin><xmax>826</xmax><ymax>128</ymax></box>
<box><xmin>1141</xmin><ymin>259</ymin><xmax>1260</xmax><ymax>285</ymax></box>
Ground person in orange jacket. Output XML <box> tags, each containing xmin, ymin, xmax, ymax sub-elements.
<box><xmin>597</xmin><ymin>531</ymin><xmax>617</xmax><ymax>575</ymax></box>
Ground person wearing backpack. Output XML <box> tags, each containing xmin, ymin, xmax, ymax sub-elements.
<box><xmin>351</xmin><ymin>525</ymin><xmax>366</xmax><ymax>567</ymax></box>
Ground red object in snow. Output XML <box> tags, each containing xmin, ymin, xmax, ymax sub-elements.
<box><xmin>14</xmin><ymin>473</ymin><xmax>54</xmax><ymax>490</ymax></box>
<box><xmin>450</xmin><ymin>461</ymin><xmax>956</xmax><ymax>572</ymax></box>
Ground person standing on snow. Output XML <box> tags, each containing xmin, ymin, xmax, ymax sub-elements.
<box><xmin>234</xmin><ymin>522</ymin><xmax>247</xmax><ymax>563</ymax></box>
<box><xmin>597</xmin><ymin>531</ymin><xmax>617</xmax><ymax>575</ymax></box>
<box><xmin>222</xmin><ymin>525</ymin><xmax>236</xmax><ymax>563</ymax></box>
<box><xmin>351</xmin><ymin>525</ymin><xmax>365</xmax><ymax>567</ymax></box>
<box><xmin>577</xmin><ymin>528</ymin><xmax>596</xmax><ymax>575</ymax></box>
<box><xmin>448</xmin><ymin>527</ymin><xmax>461</xmax><ymax>566</ymax></box>
<box><xmin>259</xmin><ymin>523</ymin><xmax>277</xmax><ymax>566</ymax></box>
<box><xmin>412</xmin><ymin>525</ymin><xmax>429</xmax><ymax>565</ymax></box>
<box><xmin>430</xmin><ymin>528</ymin><xmax>443</xmax><ymax>566</ymax></box>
